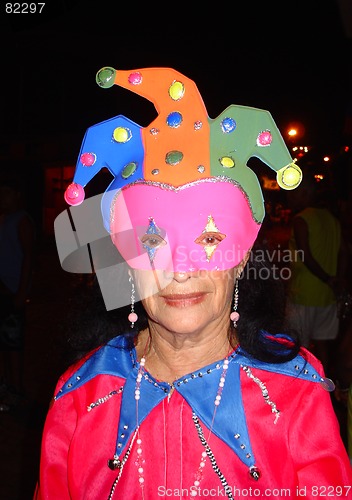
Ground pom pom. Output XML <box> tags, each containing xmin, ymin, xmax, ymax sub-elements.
<box><xmin>64</xmin><ymin>183</ymin><xmax>85</xmax><ymax>206</ymax></box>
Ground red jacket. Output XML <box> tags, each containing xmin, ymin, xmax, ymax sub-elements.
<box><xmin>35</xmin><ymin>336</ymin><xmax>352</xmax><ymax>499</ymax></box>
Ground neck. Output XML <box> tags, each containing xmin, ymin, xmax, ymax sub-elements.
<box><xmin>136</xmin><ymin>324</ymin><xmax>236</xmax><ymax>385</ymax></box>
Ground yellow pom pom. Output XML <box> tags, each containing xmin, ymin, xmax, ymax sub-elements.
<box><xmin>277</xmin><ymin>163</ymin><xmax>302</xmax><ymax>190</ymax></box>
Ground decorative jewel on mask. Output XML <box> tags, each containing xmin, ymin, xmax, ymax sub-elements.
<box><xmin>195</xmin><ymin>215</ymin><xmax>226</xmax><ymax>262</ymax></box>
<box><xmin>139</xmin><ymin>218</ymin><xmax>166</xmax><ymax>263</ymax></box>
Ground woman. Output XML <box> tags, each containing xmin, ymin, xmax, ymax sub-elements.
<box><xmin>35</xmin><ymin>67</ymin><xmax>351</xmax><ymax>499</ymax></box>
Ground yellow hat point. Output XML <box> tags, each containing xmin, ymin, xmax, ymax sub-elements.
<box><xmin>277</xmin><ymin>163</ymin><xmax>302</xmax><ymax>190</ymax></box>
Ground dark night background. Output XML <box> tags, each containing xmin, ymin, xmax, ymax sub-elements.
<box><xmin>0</xmin><ymin>2</ymin><xmax>352</xmax><ymax>498</ymax></box>
<box><xmin>1</xmin><ymin>1</ymin><xmax>352</xmax><ymax>148</ymax></box>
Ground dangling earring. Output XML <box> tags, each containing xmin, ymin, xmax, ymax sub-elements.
<box><xmin>230</xmin><ymin>278</ymin><xmax>239</xmax><ymax>328</ymax></box>
<box><xmin>128</xmin><ymin>275</ymin><xmax>138</xmax><ymax>327</ymax></box>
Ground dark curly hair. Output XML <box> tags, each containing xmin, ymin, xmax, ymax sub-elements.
<box><xmin>61</xmin><ymin>240</ymin><xmax>300</xmax><ymax>367</ymax></box>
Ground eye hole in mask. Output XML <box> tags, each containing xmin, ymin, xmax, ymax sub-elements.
<box><xmin>139</xmin><ymin>218</ymin><xmax>167</xmax><ymax>263</ymax></box>
<box><xmin>194</xmin><ymin>215</ymin><xmax>226</xmax><ymax>262</ymax></box>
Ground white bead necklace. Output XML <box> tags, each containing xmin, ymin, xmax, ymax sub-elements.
<box><xmin>107</xmin><ymin>342</ymin><xmax>239</xmax><ymax>500</ymax></box>
<box><xmin>190</xmin><ymin>357</ymin><xmax>230</xmax><ymax>496</ymax></box>
<box><xmin>133</xmin><ymin>353</ymin><xmax>232</xmax><ymax>498</ymax></box>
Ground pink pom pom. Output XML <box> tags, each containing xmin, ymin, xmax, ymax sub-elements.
<box><xmin>64</xmin><ymin>183</ymin><xmax>85</xmax><ymax>206</ymax></box>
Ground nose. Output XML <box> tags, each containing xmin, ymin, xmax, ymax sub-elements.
<box><xmin>173</xmin><ymin>271</ymin><xmax>192</xmax><ymax>283</ymax></box>
<box><xmin>163</xmin><ymin>270</ymin><xmax>192</xmax><ymax>283</ymax></box>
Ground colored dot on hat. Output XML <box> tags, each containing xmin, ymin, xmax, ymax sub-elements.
<box><xmin>221</xmin><ymin>117</ymin><xmax>236</xmax><ymax>134</ymax></box>
<box><xmin>257</xmin><ymin>130</ymin><xmax>273</xmax><ymax>147</ymax></box>
<box><xmin>169</xmin><ymin>80</ymin><xmax>185</xmax><ymax>101</ymax></box>
<box><xmin>121</xmin><ymin>162</ymin><xmax>138</xmax><ymax>179</ymax></box>
<box><xmin>80</xmin><ymin>152</ymin><xmax>96</xmax><ymax>167</ymax></box>
<box><xmin>128</xmin><ymin>72</ymin><xmax>142</xmax><ymax>85</ymax></box>
<box><xmin>166</xmin><ymin>151</ymin><xmax>183</xmax><ymax>166</ymax></box>
<box><xmin>167</xmin><ymin>112</ymin><xmax>183</xmax><ymax>128</ymax></box>
<box><xmin>220</xmin><ymin>156</ymin><xmax>235</xmax><ymax>168</ymax></box>
<box><xmin>113</xmin><ymin>127</ymin><xmax>131</xmax><ymax>143</ymax></box>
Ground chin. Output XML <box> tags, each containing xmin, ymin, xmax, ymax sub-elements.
<box><xmin>158</xmin><ymin>312</ymin><xmax>208</xmax><ymax>335</ymax></box>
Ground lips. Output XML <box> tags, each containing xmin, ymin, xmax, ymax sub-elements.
<box><xmin>161</xmin><ymin>292</ymin><xmax>208</xmax><ymax>307</ymax></box>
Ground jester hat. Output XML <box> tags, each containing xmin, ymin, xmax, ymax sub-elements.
<box><xmin>63</xmin><ymin>67</ymin><xmax>302</xmax><ymax>272</ymax></box>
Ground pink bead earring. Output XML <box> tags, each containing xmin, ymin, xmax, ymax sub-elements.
<box><xmin>230</xmin><ymin>279</ymin><xmax>239</xmax><ymax>328</ymax></box>
<box><xmin>128</xmin><ymin>275</ymin><xmax>138</xmax><ymax>327</ymax></box>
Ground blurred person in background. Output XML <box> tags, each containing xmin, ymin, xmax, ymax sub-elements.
<box><xmin>285</xmin><ymin>171</ymin><xmax>348</xmax><ymax>376</ymax></box>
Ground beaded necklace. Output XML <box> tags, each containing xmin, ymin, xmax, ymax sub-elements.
<box><xmin>189</xmin><ymin>356</ymin><xmax>232</xmax><ymax>497</ymax></box>
<box><xmin>108</xmin><ymin>339</ymin><xmax>237</xmax><ymax>499</ymax></box>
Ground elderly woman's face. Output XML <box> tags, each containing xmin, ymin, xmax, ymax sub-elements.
<box><xmin>132</xmin><ymin>266</ymin><xmax>239</xmax><ymax>334</ymax></box>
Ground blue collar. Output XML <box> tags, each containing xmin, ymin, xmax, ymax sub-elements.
<box><xmin>55</xmin><ymin>335</ymin><xmax>330</xmax><ymax>468</ymax></box>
